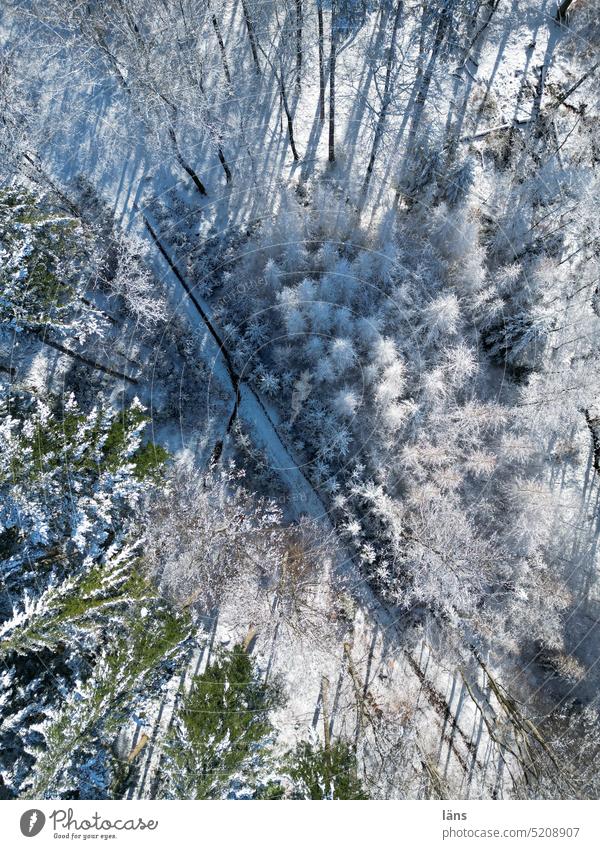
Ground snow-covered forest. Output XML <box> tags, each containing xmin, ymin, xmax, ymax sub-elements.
<box><xmin>1</xmin><ymin>0</ymin><xmax>599</xmax><ymax>800</ymax></box>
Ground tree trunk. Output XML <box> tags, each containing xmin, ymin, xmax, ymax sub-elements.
<box><xmin>555</xmin><ymin>59</ymin><xmax>600</xmax><ymax>106</ymax></box>
<box><xmin>209</xmin><ymin>7</ymin><xmax>231</xmax><ymax>87</ymax></box>
<box><xmin>295</xmin><ymin>0</ymin><xmax>303</xmax><ymax>91</ymax></box>
<box><xmin>584</xmin><ymin>409</ymin><xmax>600</xmax><ymax>474</ymax></box>
<box><xmin>217</xmin><ymin>147</ymin><xmax>232</xmax><ymax>183</ymax></box>
<box><xmin>393</xmin><ymin>9</ymin><xmax>449</xmax><ymax>205</ymax></box>
<box><xmin>317</xmin><ymin>1</ymin><xmax>325</xmax><ymax>120</ymax></box>
<box><xmin>556</xmin><ymin>0</ymin><xmax>576</xmax><ymax>21</ymax></box>
<box><xmin>328</xmin><ymin>1</ymin><xmax>336</xmax><ymax>162</ymax></box>
<box><xmin>361</xmin><ymin>0</ymin><xmax>403</xmax><ymax>200</ymax></box>
<box><xmin>279</xmin><ymin>64</ymin><xmax>300</xmax><ymax>161</ymax></box>
<box><xmin>127</xmin><ymin>733</ymin><xmax>149</xmax><ymax>764</ymax></box>
<box><xmin>93</xmin><ymin>30</ymin><xmax>131</xmax><ymax>93</ymax></box>
<box><xmin>168</xmin><ymin>127</ymin><xmax>208</xmax><ymax>196</ymax></box>
<box><xmin>321</xmin><ymin>675</ymin><xmax>331</xmax><ymax>751</ymax></box>
<box><xmin>241</xmin><ymin>0</ymin><xmax>261</xmax><ymax>71</ymax></box>
<box><xmin>344</xmin><ymin>642</ymin><xmax>364</xmax><ymax>741</ymax></box>
<box><xmin>243</xmin><ymin>625</ymin><xmax>258</xmax><ymax>652</ymax></box>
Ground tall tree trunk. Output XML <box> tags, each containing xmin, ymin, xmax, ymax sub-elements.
<box><xmin>217</xmin><ymin>146</ymin><xmax>233</xmax><ymax>183</ymax></box>
<box><xmin>442</xmin><ymin>0</ymin><xmax>499</xmax><ymax>171</ymax></box>
<box><xmin>555</xmin><ymin>59</ymin><xmax>600</xmax><ymax>105</ymax></box>
<box><xmin>241</xmin><ymin>0</ymin><xmax>261</xmax><ymax>71</ymax></box>
<box><xmin>207</xmin><ymin>2</ymin><xmax>231</xmax><ymax>87</ymax></box>
<box><xmin>168</xmin><ymin>127</ymin><xmax>208</xmax><ymax>195</ymax></box>
<box><xmin>295</xmin><ymin>0</ymin><xmax>303</xmax><ymax>92</ymax></box>
<box><xmin>321</xmin><ymin>676</ymin><xmax>331</xmax><ymax>752</ymax></box>
<box><xmin>192</xmin><ymin>61</ymin><xmax>231</xmax><ymax>184</ymax></box>
<box><xmin>317</xmin><ymin>0</ymin><xmax>325</xmax><ymax>120</ymax></box>
<box><xmin>556</xmin><ymin>0</ymin><xmax>576</xmax><ymax>21</ymax></box>
<box><xmin>584</xmin><ymin>409</ymin><xmax>600</xmax><ymax>474</ymax></box>
<box><xmin>279</xmin><ymin>63</ymin><xmax>300</xmax><ymax>161</ymax></box>
<box><xmin>87</xmin><ymin>14</ymin><xmax>209</xmax><ymax>197</ymax></box>
<box><xmin>393</xmin><ymin>9</ymin><xmax>449</xmax><ymax>205</ymax></box>
<box><xmin>328</xmin><ymin>1</ymin><xmax>336</xmax><ymax>163</ymax></box>
<box><xmin>361</xmin><ymin>0</ymin><xmax>403</xmax><ymax>200</ymax></box>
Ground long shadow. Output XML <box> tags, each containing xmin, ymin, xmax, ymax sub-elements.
<box><xmin>263</xmin><ymin>596</ymin><xmax>280</xmax><ymax>685</ymax></box>
<box><xmin>441</xmin><ymin>0</ymin><xmax>501</xmax><ymax>168</ymax></box>
<box><xmin>367</xmin><ymin>3</ymin><xmax>442</xmax><ymax>218</ymax></box>
<box><xmin>328</xmin><ymin>662</ymin><xmax>346</xmax><ymax>739</ymax></box>
<box><xmin>511</xmin><ymin>16</ymin><xmax>562</xmax><ymax>180</ymax></box>
<box><xmin>131</xmin><ymin>613</ymin><xmax>219</xmax><ymax>800</ymax></box>
<box><xmin>298</xmin><ymin>99</ymin><xmax>327</xmax><ymax>183</ymax></box>
<box><xmin>436</xmin><ymin>669</ymin><xmax>458</xmax><ymax>766</ymax></box>
<box><xmin>340</xmin><ymin>5</ymin><xmax>391</xmax><ymax>177</ymax></box>
<box><xmin>469</xmin><ymin>14</ymin><xmax>513</xmax><ymax>138</ymax></box>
